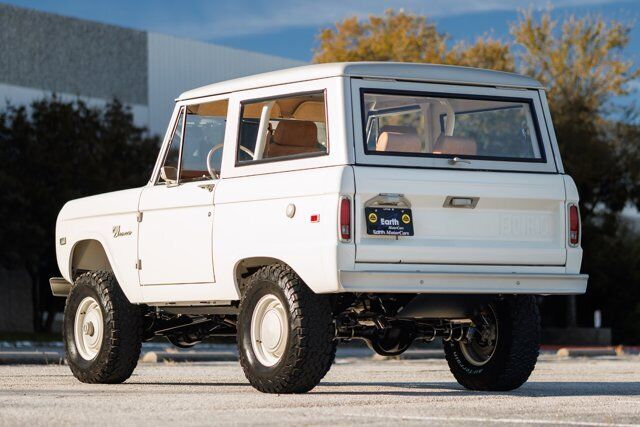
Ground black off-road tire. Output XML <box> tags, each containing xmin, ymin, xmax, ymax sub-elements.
<box><xmin>237</xmin><ymin>264</ymin><xmax>336</xmax><ymax>394</ymax></box>
<box><xmin>63</xmin><ymin>270</ymin><xmax>143</xmax><ymax>384</ymax></box>
<box><xmin>443</xmin><ymin>295</ymin><xmax>541</xmax><ymax>391</ymax></box>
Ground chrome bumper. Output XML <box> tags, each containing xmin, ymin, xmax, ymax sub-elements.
<box><xmin>49</xmin><ymin>277</ymin><xmax>72</xmax><ymax>297</ymax></box>
<box><xmin>339</xmin><ymin>270</ymin><xmax>588</xmax><ymax>295</ymax></box>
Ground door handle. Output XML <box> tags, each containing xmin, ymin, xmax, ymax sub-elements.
<box><xmin>198</xmin><ymin>183</ymin><xmax>215</xmax><ymax>192</ymax></box>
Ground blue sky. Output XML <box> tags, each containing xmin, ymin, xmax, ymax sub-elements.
<box><xmin>3</xmin><ymin>0</ymin><xmax>640</xmax><ymax>63</ymax></box>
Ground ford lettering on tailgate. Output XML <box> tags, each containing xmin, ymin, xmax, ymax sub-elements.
<box><xmin>365</xmin><ymin>207</ymin><xmax>414</xmax><ymax>236</ymax></box>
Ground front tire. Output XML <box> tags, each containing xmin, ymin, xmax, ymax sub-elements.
<box><xmin>237</xmin><ymin>264</ymin><xmax>336</xmax><ymax>393</ymax></box>
<box><xmin>63</xmin><ymin>271</ymin><xmax>143</xmax><ymax>384</ymax></box>
<box><xmin>443</xmin><ymin>295</ymin><xmax>540</xmax><ymax>391</ymax></box>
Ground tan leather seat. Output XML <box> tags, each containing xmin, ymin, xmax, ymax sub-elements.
<box><xmin>375</xmin><ymin>125</ymin><xmax>421</xmax><ymax>153</ymax></box>
<box><xmin>265</xmin><ymin>120</ymin><xmax>320</xmax><ymax>158</ymax></box>
<box><xmin>433</xmin><ymin>134</ymin><xmax>477</xmax><ymax>156</ymax></box>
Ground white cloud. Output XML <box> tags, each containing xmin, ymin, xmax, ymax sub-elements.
<box><xmin>143</xmin><ymin>0</ymin><xmax>632</xmax><ymax>40</ymax></box>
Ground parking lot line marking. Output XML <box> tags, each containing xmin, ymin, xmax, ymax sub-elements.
<box><xmin>346</xmin><ymin>413</ymin><xmax>638</xmax><ymax>427</ymax></box>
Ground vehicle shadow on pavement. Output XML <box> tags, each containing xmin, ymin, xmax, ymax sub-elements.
<box><xmin>315</xmin><ymin>381</ymin><xmax>640</xmax><ymax>397</ymax></box>
<box><xmin>124</xmin><ymin>380</ymin><xmax>640</xmax><ymax>396</ymax></box>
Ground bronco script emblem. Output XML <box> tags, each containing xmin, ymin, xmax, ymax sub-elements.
<box><xmin>112</xmin><ymin>225</ymin><xmax>133</xmax><ymax>238</ymax></box>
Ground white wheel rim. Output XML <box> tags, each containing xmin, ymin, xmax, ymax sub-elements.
<box><xmin>250</xmin><ymin>294</ymin><xmax>288</xmax><ymax>367</ymax></box>
<box><xmin>74</xmin><ymin>296</ymin><xmax>104</xmax><ymax>361</ymax></box>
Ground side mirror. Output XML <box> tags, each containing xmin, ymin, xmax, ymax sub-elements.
<box><xmin>160</xmin><ymin>166</ymin><xmax>177</xmax><ymax>185</ymax></box>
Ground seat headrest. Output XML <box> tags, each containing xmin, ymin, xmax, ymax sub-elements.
<box><xmin>376</xmin><ymin>125</ymin><xmax>421</xmax><ymax>153</ymax></box>
<box><xmin>433</xmin><ymin>135</ymin><xmax>477</xmax><ymax>156</ymax></box>
<box><xmin>293</xmin><ymin>101</ymin><xmax>325</xmax><ymax>122</ymax></box>
<box><xmin>273</xmin><ymin>120</ymin><xmax>318</xmax><ymax>147</ymax></box>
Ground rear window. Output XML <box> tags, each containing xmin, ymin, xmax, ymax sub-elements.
<box><xmin>362</xmin><ymin>91</ymin><xmax>544</xmax><ymax>162</ymax></box>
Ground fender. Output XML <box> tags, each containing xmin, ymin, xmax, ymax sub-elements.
<box><xmin>61</xmin><ymin>233</ymin><xmax>143</xmax><ymax>303</ymax></box>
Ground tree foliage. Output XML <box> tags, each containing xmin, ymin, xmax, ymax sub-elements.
<box><xmin>0</xmin><ymin>98</ymin><xmax>159</xmax><ymax>331</ymax></box>
<box><xmin>512</xmin><ymin>11</ymin><xmax>640</xmax><ymax>219</ymax></box>
<box><xmin>512</xmin><ymin>12</ymin><xmax>639</xmax><ymax>112</ymax></box>
<box><xmin>314</xmin><ymin>9</ymin><xmax>640</xmax><ymax>342</ymax></box>
<box><xmin>313</xmin><ymin>10</ymin><xmax>514</xmax><ymax>71</ymax></box>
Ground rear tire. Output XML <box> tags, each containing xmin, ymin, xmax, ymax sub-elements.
<box><xmin>443</xmin><ymin>295</ymin><xmax>540</xmax><ymax>391</ymax></box>
<box><xmin>237</xmin><ymin>264</ymin><xmax>336</xmax><ymax>393</ymax></box>
<box><xmin>63</xmin><ymin>271</ymin><xmax>143</xmax><ymax>384</ymax></box>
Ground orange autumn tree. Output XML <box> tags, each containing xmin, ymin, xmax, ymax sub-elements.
<box><xmin>313</xmin><ymin>9</ymin><xmax>514</xmax><ymax>71</ymax></box>
<box><xmin>313</xmin><ymin>9</ymin><xmax>640</xmax><ymax>342</ymax></box>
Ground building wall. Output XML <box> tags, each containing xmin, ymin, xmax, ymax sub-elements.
<box><xmin>0</xmin><ymin>3</ymin><xmax>147</xmax><ymax>105</ymax></box>
<box><xmin>0</xmin><ymin>3</ymin><xmax>305</xmax><ymax>137</ymax></box>
<box><xmin>0</xmin><ymin>82</ymin><xmax>150</xmax><ymax>129</ymax></box>
<box><xmin>147</xmin><ymin>33</ymin><xmax>303</xmax><ymax>136</ymax></box>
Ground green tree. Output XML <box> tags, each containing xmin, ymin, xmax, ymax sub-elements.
<box><xmin>0</xmin><ymin>98</ymin><xmax>159</xmax><ymax>331</ymax></box>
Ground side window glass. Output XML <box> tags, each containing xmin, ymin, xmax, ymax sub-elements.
<box><xmin>159</xmin><ymin>108</ymin><xmax>184</xmax><ymax>184</ymax></box>
<box><xmin>237</xmin><ymin>91</ymin><xmax>327</xmax><ymax>165</ymax></box>
<box><xmin>180</xmin><ymin>100</ymin><xmax>228</xmax><ymax>182</ymax></box>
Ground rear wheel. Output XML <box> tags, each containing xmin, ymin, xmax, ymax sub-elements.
<box><xmin>237</xmin><ymin>264</ymin><xmax>336</xmax><ymax>393</ymax></box>
<box><xmin>443</xmin><ymin>295</ymin><xmax>540</xmax><ymax>391</ymax></box>
<box><xmin>63</xmin><ymin>271</ymin><xmax>143</xmax><ymax>384</ymax></box>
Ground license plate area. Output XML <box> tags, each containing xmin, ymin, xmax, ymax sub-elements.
<box><xmin>365</xmin><ymin>207</ymin><xmax>414</xmax><ymax>236</ymax></box>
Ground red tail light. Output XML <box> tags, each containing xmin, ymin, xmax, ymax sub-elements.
<box><xmin>568</xmin><ymin>204</ymin><xmax>580</xmax><ymax>247</ymax></box>
<box><xmin>339</xmin><ymin>197</ymin><xmax>351</xmax><ymax>241</ymax></box>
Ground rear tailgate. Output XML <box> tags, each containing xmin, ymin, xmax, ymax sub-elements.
<box><xmin>354</xmin><ymin>166</ymin><xmax>566</xmax><ymax>266</ymax></box>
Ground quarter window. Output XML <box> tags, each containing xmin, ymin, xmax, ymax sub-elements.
<box><xmin>237</xmin><ymin>92</ymin><xmax>328</xmax><ymax>165</ymax></box>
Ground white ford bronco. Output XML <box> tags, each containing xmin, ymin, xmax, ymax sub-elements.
<box><xmin>51</xmin><ymin>63</ymin><xmax>587</xmax><ymax>393</ymax></box>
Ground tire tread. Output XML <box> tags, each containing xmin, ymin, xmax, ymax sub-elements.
<box><xmin>238</xmin><ymin>264</ymin><xmax>336</xmax><ymax>393</ymax></box>
<box><xmin>64</xmin><ymin>270</ymin><xmax>142</xmax><ymax>384</ymax></box>
<box><xmin>443</xmin><ymin>295</ymin><xmax>540</xmax><ymax>391</ymax></box>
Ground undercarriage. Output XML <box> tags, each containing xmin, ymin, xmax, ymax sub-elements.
<box><xmin>143</xmin><ymin>293</ymin><xmax>500</xmax><ymax>357</ymax></box>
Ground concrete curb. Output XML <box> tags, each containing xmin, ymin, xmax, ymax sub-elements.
<box><xmin>1</xmin><ymin>346</ymin><xmax>635</xmax><ymax>365</ymax></box>
<box><xmin>556</xmin><ymin>347</ymin><xmax>619</xmax><ymax>357</ymax></box>
<box><xmin>0</xmin><ymin>352</ymin><xmax>65</xmax><ymax>365</ymax></box>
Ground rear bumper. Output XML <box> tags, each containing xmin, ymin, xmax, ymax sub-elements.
<box><xmin>339</xmin><ymin>270</ymin><xmax>588</xmax><ymax>295</ymax></box>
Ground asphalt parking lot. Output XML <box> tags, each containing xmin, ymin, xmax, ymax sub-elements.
<box><xmin>1</xmin><ymin>355</ymin><xmax>639</xmax><ymax>426</ymax></box>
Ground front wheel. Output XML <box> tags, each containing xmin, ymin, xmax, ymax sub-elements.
<box><xmin>443</xmin><ymin>295</ymin><xmax>541</xmax><ymax>391</ymax></box>
<box><xmin>237</xmin><ymin>264</ymin><xmax>336</xmax><ymax>393</ymax></box>
<box><xmin>63</xmin><ymin>271</ymin><xmax>143</xmax><ymax>384</ymax></box>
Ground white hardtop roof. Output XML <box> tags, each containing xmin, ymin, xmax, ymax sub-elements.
<box><xmin>178</xmin><ymin>62</ymin><xmax>544</xmax><ymax>100</ymax></box>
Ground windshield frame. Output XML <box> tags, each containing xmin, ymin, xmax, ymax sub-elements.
<box><xmin>352</xmin><ymin>79</ymin><xmax>559</xmax><ymax>173</ymax></box>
